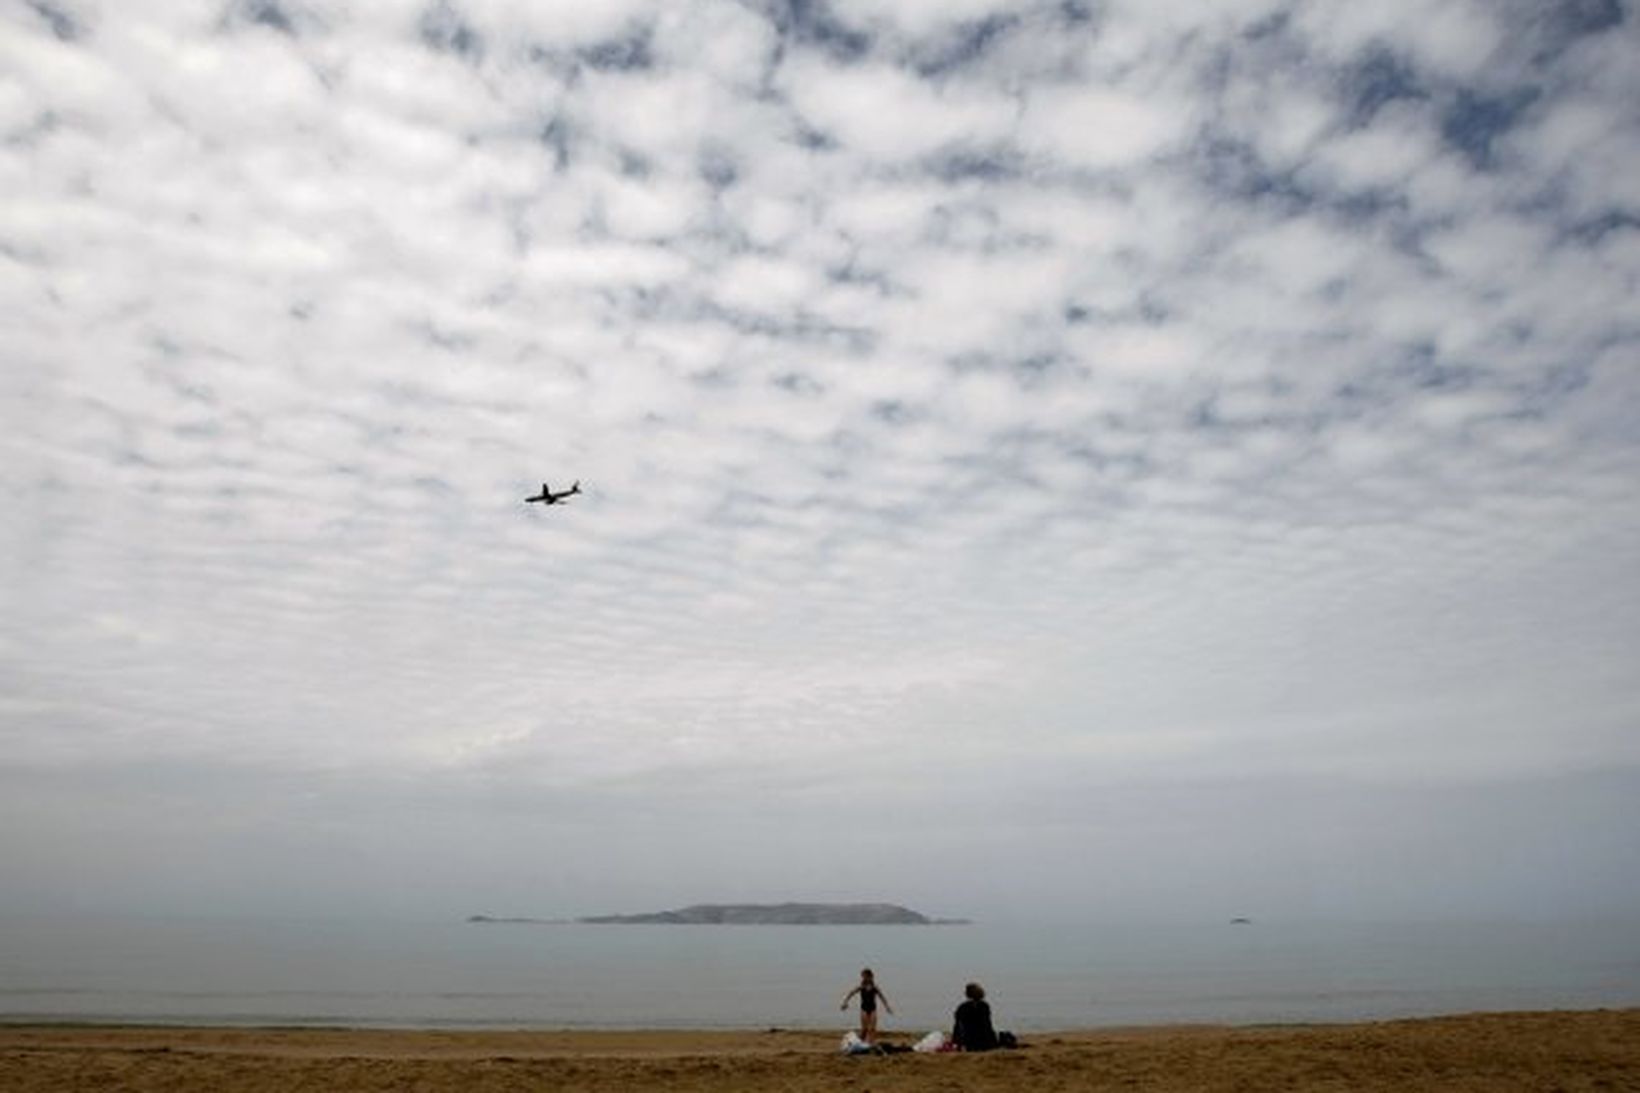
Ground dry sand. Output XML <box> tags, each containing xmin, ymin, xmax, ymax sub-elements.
<box><xmin>3</xmin><ymin>1009</ymin><xmax>1636</xmax><ymax>1091</ymax></box>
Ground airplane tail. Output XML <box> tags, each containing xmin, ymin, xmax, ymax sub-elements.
<box><xmin>570</xmin><ymin>480</ymin><xmax>580</xmax><ymax>493</ymax></box>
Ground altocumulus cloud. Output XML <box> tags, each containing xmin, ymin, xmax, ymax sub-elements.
<box><xmin>1</xmin><ymin>0</ymin><xmax>1637</xmax><ymax>920</ymax></box>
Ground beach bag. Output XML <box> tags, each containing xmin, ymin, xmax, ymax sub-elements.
<box><xmin>913</xmin><ymin>1030</ymin><xmax>948</xmax><ymax>1053</ymax></box>
<box><xmin>840</xmin><ymin>1031</ymin><xmax>876</xmax><ymax>1055</ymax></box>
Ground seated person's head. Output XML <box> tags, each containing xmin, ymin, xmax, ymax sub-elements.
<box><xmin>964</xmin><ymin>982</ymin><xmax>984</xmax><ymax>1001</ymax></box>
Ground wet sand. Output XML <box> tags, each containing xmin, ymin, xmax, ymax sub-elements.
<box><xmin>3</xmin><ymin>1009</ymin><xmax>1636</xmax><ymax>1091</ymax></box>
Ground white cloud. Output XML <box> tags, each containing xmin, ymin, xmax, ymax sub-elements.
<box><xmin>831</xmin><ymin>0</ymin><xmax>1036</xmax><ymax>40</ymax></box>
<box><xmin>1308</xmin><ymin>105</ymin><xmax>1442</xmax><ymax>191</ymax></box>
<box><xmin>712</xmin><ymin>253</ymin><xmax>818</xmax><ymax>315</ymax></box>
<box><xmin>653</xmin><ymin>2</ymin><xmax>776</xmax><ymax>87</ymax></box>
<box><xmin>457</xmin><ymin>0</ymin><xmax>660</xmax><ymax>47</ymax></box>
<box><xmin>587</xmin><ymin>166</ymin><xmax>709</xmax><ymax>240</ymax></box>
<box><xmin>575</xmin><ymin>68</ymin><xmax>725</xmax><ymax>159</ymax></box>
<box><xmin>1512</xmin><ymin>92</ymin><xmax>1640</xmax><ymax>222</ymax></box>
<box><xmin>780</xmin><ymin>56</ymin><xmax>1016</xmax><ymax>160</ymax></box>
<box><xmin>1018</xmin><ymin>84</ymin><xmax>1187</xmax><ymax>171</ymax></box>
<box><xmin>519</xmin><ymin>239</ymin><xmax>689</xmax><ymax>287</ymax></box>
<box><xmin>1294</xmin><ymin>0</ymin><xmax>1502</xmax><ymax>79</ymax></box>
<box><xmin>827</xmin><ymin>180</ymin><xmax>947</xmax><ymax>243</ymax></box>
<box><xmin>0</xmin><ymin>21</ymin><xmax>131</xmax><ymax>120</ymax></box>
<box><xmin>1070</xmin><ymin>324</ymin><xmax>1210</xmax><ymax>379</ymax></box>
<box><xmin>1224</xmin><ymin>215</ymin><xmax>1369</xmax><ymax>296</ymax></box>
<box><xmin>1423</xmin><ymin>214</ymin><xmax>1553</xmax><ymax>287</ymax></box>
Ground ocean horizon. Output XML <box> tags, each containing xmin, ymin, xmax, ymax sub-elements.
<box><xmin>3</xmin><ymin>913</ymin><xmax>1636</xmax><ymax>1031</ymax></box>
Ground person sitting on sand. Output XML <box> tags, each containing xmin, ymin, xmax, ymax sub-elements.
<box><xmin>951</xmin><ymin>981</ymin><xmax>999</xmax><ymax>1051</ymax></box>
<box><xmin>840</xmin><ymin>967</ymin><xmax>893</xmax><ymax>1042</ymax></box>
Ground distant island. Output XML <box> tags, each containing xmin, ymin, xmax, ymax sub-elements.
<box><xmin>470</xmin><ymin>903</ymin><xmax>967</xmax><ymax>926</ymax></box>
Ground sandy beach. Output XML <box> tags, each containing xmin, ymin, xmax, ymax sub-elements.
<box><xmin>3</xmin><ymin>1009</ymin><xmax>1636</xmax><ymax>1091</ymax></box>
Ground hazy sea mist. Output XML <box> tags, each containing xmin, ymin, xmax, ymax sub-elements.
<box><xmin>2</xmin><ymin>914</ymin><xmax>1636</xmax><ymax>1030</ymax></box>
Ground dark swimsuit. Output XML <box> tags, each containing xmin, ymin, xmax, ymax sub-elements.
<box><xmin>859</xmin><ymin>985</ymin><xmax>878</xmax><ymax>1013</ymax></box>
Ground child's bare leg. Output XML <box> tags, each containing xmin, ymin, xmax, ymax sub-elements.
<box><xmin>863</xmin><ymin>1010</ymin><xmax>878</xmax><ymax>1041</ymax></box>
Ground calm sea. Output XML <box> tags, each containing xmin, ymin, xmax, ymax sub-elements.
<box><xmin>1</xmin><ymin>915</ymin><xmax>1636</xmax><ymax>1030</ymax></box>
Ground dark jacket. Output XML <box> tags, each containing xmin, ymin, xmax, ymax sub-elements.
<box><xmin>952</xmin><ymin>998</ymin><xmax>998</xmax><ymax>1051</ymax></box>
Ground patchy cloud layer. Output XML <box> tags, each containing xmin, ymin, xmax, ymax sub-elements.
<box><xmin>2</xmin><ymin>0</ymin><xmax>1638</xmax><ymax>920</ymax></box>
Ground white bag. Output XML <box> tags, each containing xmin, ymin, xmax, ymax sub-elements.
<box><xmin>913</xmin><ymin>1030</ymin><xmax>948</xmax><ymax>1053</ymax></box>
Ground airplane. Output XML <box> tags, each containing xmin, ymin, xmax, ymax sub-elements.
<box><xmin>524</xmin><ymin>480</ymin><xmax>581</xmax><ymax>505</ymax></box>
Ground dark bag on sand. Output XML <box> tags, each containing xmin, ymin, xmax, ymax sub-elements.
<box><xmin>998</xmin><ymin>1031</ymin><xmax>1018</xmax><ymax>1049</ymax></box>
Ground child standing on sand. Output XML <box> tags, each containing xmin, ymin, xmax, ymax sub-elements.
<box><xmin>840</xmin><ymin>967</ymin><xmax>893</xmax><ymax>1042</ymax></box>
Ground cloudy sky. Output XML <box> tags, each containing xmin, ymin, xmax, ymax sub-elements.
<box><xmin>3</xmin><ymin>0</ymin><xmax>1638</xmax><ymax>924</ymax></box>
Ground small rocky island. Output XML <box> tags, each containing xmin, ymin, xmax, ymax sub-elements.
<box><xmin>470</xmin><ymin>902</ymin><xmax>966</xmax><ymax>926</ymax></box>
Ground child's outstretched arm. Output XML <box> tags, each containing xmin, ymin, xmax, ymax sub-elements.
<box><xmin>840</xmin><ymin>986</ymin><xmax>860</xmax><ymax>1011</ymax></box>
<box><xmin>879</xmin><ymin>989</ymin><xmax>894</xmax><ymax>1015</ymax></box>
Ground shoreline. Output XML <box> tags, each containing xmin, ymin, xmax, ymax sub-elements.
<box><xmin>5</xmin><ymin>1002</ymin><xmax>1637</xmax><ymax>1029</ymax></box>
<box><xmin>4</xmin><ymin>1009</ymin><xmax>1637</xmax><ymax>1090</ymax></box>
<box><xmin>3</xmin><ymin>1000</ymin><xmax>1632</xmax><ymax>1034</ymax></box>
